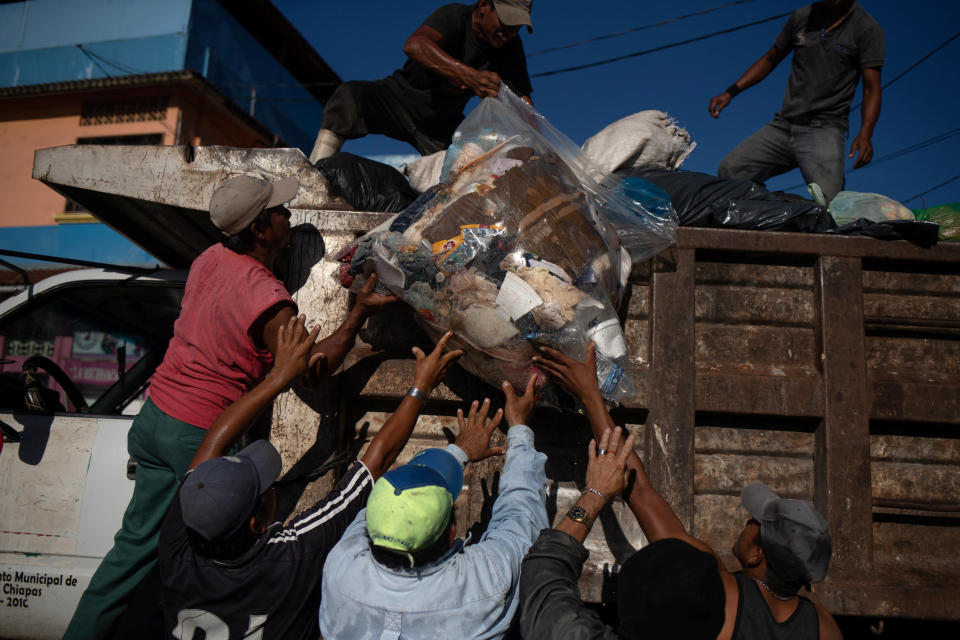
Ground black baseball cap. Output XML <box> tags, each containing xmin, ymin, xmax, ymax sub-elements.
<box><xmin>180</xmin><ymin>440</ymin><xmax>282</xmax><ymax>541</ymax></box>
<box><xmin>741</xmin><ymin>482</ymin><xmax>832</xmax><ymax>588</ymax></box>
<box><xmin>618</xmin><ymin>538</ymin><xmax>726</xmax><ymax>639</ymax></box>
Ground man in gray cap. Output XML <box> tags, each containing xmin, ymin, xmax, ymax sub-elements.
<box><xmin>521</xmin><ymin>345</ymin><xmax>843</xmax><ymax>640</ymax></box>
<box><xmin>310</xmin><ymin>0</ymin><xmax>534</xmax><ymax>161</ymax></box>
<box><xmin>64</xmin><ymin>174</ymin><xmax>397</xmax><ymax>639</ymax></box>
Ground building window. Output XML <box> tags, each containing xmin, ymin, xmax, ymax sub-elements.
<box><xmin>60</xmin><ymin>134</ymin><xmax>165</xmax><ymax>218</ymax></box>
<box><xmin>79</xmin><ymin>98</ymin><xmax>168</xmax><ymax>126</ymax></box>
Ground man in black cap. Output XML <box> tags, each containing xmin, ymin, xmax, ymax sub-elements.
<box><xmin>309</xmin><ymin>0</ymin><xmax>534</xmax><ymax>161</ymax></box>
<box><xmin>519</xmin><ymin>345</ymin><xmax>842</xmax><ymax>639</ymax></box>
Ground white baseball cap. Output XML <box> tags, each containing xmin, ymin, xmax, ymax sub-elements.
<box><xmin>209</xmin><ymin>174</ymin><xmax>299</xmax><ymax>236</ymax></box>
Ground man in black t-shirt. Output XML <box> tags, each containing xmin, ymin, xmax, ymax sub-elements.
<box><xmin>708</xmin><ymin>0</ymin><xmax>884</xmax><ymax>204</ymax></box>
<box><xmin>309</xmin><ymin>0</ymin><xmax>534</xmax><ymax>161</ymax></box>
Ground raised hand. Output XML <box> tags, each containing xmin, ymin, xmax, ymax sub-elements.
<box><xmin>354</xmin><ymin>273</ymin><xmax>401</xmax><ymax>316</ymax></box>
<box><xmin>454</xmin><ymin>398</ymin><xmax>505</xmax><ymax>462</ymax></box>
<box><xmin>269</xmin><ymin>314</ymin><xmax>323</xmax><ymax>386</ymax></box>
<box><xmin>533</xmin><ymin>343</ymin><xmax>600</xmax><ymax>403</ymax></box>
<box><xmin>502</xmin><ymin>374</ymin><xmax>537</xmax><ymax>427</ymax></box>
<box><xmin>412</xmin><ymin>331</ymin><xmax>465</xmax><ymax>397</ymax></box>
<box><xmin>585</xmin><ymin>426</ymin><xmax>634</xmax><ymax>500</ymax></box>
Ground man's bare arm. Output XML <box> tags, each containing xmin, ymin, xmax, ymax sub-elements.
<box><xmin>816</xmin><ymin>603</ymin><xmax>844</xmax><ymax>640</ymax></box>
<box><xmin>709</xmin><ymin>45</ymin><xmax>791</xmax><ymax>118</ymax></box>
<box><xmin>534</xmin><ymin>345</ymin><xmax>711</xmax><ymax>552</ymax></box>
<box><xmin>361</xmin><ymin>332</ymin><xmax>463</xmax><ymax>479</ymax></box>
<box><xmin>850</xmin><ymin>67</ymin><xmax>881</xmax><ymax>168</ymax></box>
<box><xmin>404</xmin><ymin>25</ymin><xmax>501</xmax><ymax>98</ymax></box>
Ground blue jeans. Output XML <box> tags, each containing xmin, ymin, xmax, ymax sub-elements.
<box><xmin>718</xmin><ymin>115</ymin><xmax>846</xmax><ymax>203</ymax></box>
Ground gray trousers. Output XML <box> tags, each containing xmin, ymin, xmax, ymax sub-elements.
<box><xmin>718</xmin><ymin>115</ymin><xmax>846</xmax><ymax>203</ymax></box>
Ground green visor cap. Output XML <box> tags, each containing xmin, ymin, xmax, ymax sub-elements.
<box><xmin>366</xmin><ymin>448</ymin><xmax>463</xmax><ymax>553</ymax></box>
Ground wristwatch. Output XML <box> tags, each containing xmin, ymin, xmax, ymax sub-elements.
<box><xmin>566</xmin><ymin>505</ymin><xmax>594</xmax><ymax>529</ymax></box>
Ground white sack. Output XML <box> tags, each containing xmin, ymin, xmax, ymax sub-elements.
<box><xmin>581</xmin><ymin>110</ymin><xmax>696</xmax><ymax>174</ymax></box>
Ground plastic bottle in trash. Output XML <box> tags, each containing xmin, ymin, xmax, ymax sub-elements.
<box><xmin>585</xmin><ymin>317</ymin><xmax>630</xmax><ymax>399</ymax></box>
<box><xmin>595</xmin><ymin>350</ymin><xmax>625</xmax><ymax>397</ymax></box>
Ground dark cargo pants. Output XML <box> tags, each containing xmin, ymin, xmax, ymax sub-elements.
<box><xmin>320</xmin><ymin>79</ymin><xmax>462</xmax><ymax>155</ymax></box>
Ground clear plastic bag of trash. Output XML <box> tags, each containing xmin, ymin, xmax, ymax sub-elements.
<box><xmin>336</xmin><ymin>86</ymin><xmax>677</xmax><ymax>406</ymax></box>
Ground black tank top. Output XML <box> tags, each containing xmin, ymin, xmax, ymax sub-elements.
<box><xmin>732</xmin><ymin>574</ymin><xmax>820</xmax><ymax>640</ymax></box>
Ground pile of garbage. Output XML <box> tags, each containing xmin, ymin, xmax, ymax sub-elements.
<box><xmin>338</xmin><ymin>88</ymin><xmax>677</xmax><ymax>405</ymax></box>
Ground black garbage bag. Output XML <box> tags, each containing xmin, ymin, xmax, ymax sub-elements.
<box><xmin>717</xmin><ymin>199</ymin><xmax>836</xmax><ymax>232</ymax></box>
<box><xmin>622</xmin><ymin>168</ymin><xmax>835</xmax><ymax>232</ymax></box>
<box><xmin>829</xmin><ymin>219</ymin><xmax>940</xmax><ymax>248</ymax></box>
<box><xmin>314</xmin><ymin>152</ymin><xmax>419</xmax><ymax>212</ymax></box>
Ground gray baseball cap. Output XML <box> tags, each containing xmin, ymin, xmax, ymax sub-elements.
<box><xmin>209</xmin><ymin>174</ymin><xmax>299</xmax><ymax>236</ymax></box>
<box><xmin>180</xmin><ymin>439</ymin><xmax>282</xmax><ymax>541</ymax></box>
<box><xmin>492</xmin><ymin>0</ymin><xmax>533</xmax><ymax>30</ymax></box>
<box><xmin>741</xmin><ymin>482</ymin><xmax>832</xmax><ymax>587</ymax></box>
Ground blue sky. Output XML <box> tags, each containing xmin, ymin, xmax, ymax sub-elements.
<box><xmin>275</xmin><ymin>0</ymin><xmax>960</xmax><ymax>208</ymax></box>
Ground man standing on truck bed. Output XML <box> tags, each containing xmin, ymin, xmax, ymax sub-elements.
<box><xmin>63</xmin><ymin>175</ymin><xmax>397</xmax><ymax>640</ymax></box>
<box><xmin>708</xmin><ymin>0</ymin><xmax>884</xmax><ymax>204</ymax></box>
<box><xmin>309</xmin><ymin>0</ymin><xmax>534</xmax><ymax>162</ymax></box>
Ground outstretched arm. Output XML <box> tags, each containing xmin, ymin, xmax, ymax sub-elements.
<box><xmin>518</xmin><ymin>426</ymin><xmax>630</xmax><ymax>640</ymax></box>
<box><xmin>360</xmin><ymin>331</ymin><xmax>464</xmax><ymax>479</ymax></box>
<box><xmin>708</xmin><ymin>45</ymin><xmax>791</xmax><ymax>118</ymax></box>
<box><xmin>190</xmin><ymin>315</ymin><xmax>321</xmax><ymax>470</ymax></box>
<box><xmin>534</xmin><ymin>345</ymin><xmax>710</xmax><ymax>551</ymax></box>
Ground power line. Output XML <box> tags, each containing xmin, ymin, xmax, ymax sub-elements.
<box><xmin>76</xmin><ymin>45</ymin><xmax>112</xmax><ymax>78</ymax></box>
<box><xmin>903</xmin><ymin>174</ymin><xmax>960</xmax><ymax>205</ymax></box>
<box><xmin>76</xmin><ymin>45</ymin><xmax>145</xmax><ymax>76</ymax></box>
<box><xmin>527</xmin><ymin>0</ymin><xmax>762</xmax><ymax>57</ymax></box>
<box><xmin>775</xmin><ymin>126</ymin><xmax>960</xmax><ymax>191</ymax></box>
<box><xmin>850</xmin><ymin>28</ymin><xmax>960</xmax><ymax>112</ymax></box>
<box><xmin>530</xmin><ymin>12</ymin><xmax>791</xmax><ymax>79</ymax></box>
<box><xmin>871</xmin><ymin>126</ymin><xmax>960</xmax><ymax>165</ymax></box>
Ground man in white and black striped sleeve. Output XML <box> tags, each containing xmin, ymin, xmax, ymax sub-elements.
<box><xmin>157</xmin><ymin>318</ymin><xmax>464</xmax><ymax>640</ymax></box>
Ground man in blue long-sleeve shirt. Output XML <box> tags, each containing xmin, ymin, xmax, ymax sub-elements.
<box><xmin>319</xmin><ymin>377</ymin><xmax>546</xmax><ymax>639</ymax></box>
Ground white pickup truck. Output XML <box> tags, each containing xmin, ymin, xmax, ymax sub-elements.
<box><xmin>0</xmin><ymin>267</ymin><xmax>188</xmax><ymax>638</ymax></box>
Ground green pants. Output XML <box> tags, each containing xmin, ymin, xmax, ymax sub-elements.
<box><xmin>63</xmin><ymin>398</ymin><xmax>206</xmax><ymax>639</ymax></box>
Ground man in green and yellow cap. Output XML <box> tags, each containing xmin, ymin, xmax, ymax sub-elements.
<box><xmin>319</xmin><ymin>377</ymin><xmax>546</xmax><ymax>639</ymax></box>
